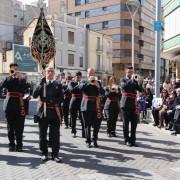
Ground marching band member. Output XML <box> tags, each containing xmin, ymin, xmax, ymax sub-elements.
<box><xmin>0</xmin><ymin>63</ymin><xmax>28</xmax><ymax>152</ymax></box>
<box><xmin>68</xmin><ymin>71</ymin><xmax>85</xmax><ymax>138</ymax></box>
<box><xmin>104</xmin><ymin>82</ymin><xmax>120</xmax><ymax>137</ymax></box>
<box><xmin>33</xmin><ymin>67</ymin><xmax>63</xmax><ymax>162</ymax></box>
<box><xmin>120</xmin><ymin>66</ymin><xmax>143</xmax><ymax>147</ymax></box>
<box><xmin>80</xmin><ymin>75</ymin><xmax>101</xmax><ymax>148</ymax></box>
<box><xmin>62</xmin><ymin>77</ymin><xmax>72</xmax><ymax>129</ymax></box>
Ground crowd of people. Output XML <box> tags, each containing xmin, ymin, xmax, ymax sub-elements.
<box><xmin>0</xmin><ymin>63</ymin><xmax>180</xmax><ymax>163</ymax></box>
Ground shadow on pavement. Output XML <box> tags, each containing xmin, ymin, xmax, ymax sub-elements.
<box><xmin>60</xmin><ymin>143</ymin><xmax>152</xmax><ymax>179</ymax></box>
<box><xmin>0</xmin><ymin>154</ymin><xmax>41</xmax><ymax>169</ymax></box>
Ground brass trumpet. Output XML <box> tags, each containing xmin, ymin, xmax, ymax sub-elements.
<box><xmin>132</xmin><ymin>74</ymin><xmax>140</xmax><ymax>81</ymax></box>
<box><xmin>9</xmin><ymin>68</ymin><xmax>16</xmax><ymax>75</ymax></box>
<box><xmin>111</xmin><ymin>84</ymin><xmax>118</xmax><ymax>92</ymax></box>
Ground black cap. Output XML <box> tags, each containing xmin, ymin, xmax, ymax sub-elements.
<box><xmin>9</xmin><ymin>63</ymin><xmax>18</xmax><ymax>68</ymax></box>
<box><xmin>127</xmin><ymin>66</ymin><xmax>133</xmax><ymax>70</ymax></box>
<box><xmin>76</xmin><ymin>71</ymin><xmax>82</xmax><ymax>76</ymax></box>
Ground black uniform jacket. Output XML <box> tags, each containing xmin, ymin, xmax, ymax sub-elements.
<box><xmin>120</xmin><ymin>77</ymin><xmax>143</xmax><ymax>110</ymax></box>
<box><xmin>62</xmin><ymin>84</ymin><xmax>71</xmax><ymax>107</ymax></box>
<box><xmin>80</xmin><ymin>81</ymin><xmax>99</xmax><ymax>112</ymax></box>
<box><xmin>33</xmin><ymin>80</ymin><xmax>63</xmax><ymax>114</ymax></box>
<box><xmin>104</xmin><ymin>88</ymin><xmax>120</xmax><ymax>112</ymax></box>
<box><xmin>68</xmin><ymin>80</ymin><xmax>82</xmax><ymax>110</ymax></box>
<box><xmin>0</xmin><ymin>76</ymin><xmax>28</xmax><ymax>113</ymax></box>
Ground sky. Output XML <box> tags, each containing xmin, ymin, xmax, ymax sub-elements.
<box><xmin>18</xmin><ymin>0</ymin><xmax>48</xmax><ymax>5</ymax></box>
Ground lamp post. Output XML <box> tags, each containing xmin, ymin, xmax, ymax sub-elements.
<box><xmin>126</xmin><ymin>0</ymin><xmax>140</xmax><ymax>71</ymax></box>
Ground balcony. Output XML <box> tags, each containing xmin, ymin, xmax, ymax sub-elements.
<box><xmin>96</xmin><ymin>45</ymin><xmax>103</xmax><ymax>52</ymax></box>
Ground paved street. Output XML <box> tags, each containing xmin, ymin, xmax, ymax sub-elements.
<box><xmin>0</xmin><ymin>114</ymin><xmax>180</xmax><ymax>180</ymax></box>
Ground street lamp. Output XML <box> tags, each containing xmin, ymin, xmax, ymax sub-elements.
<box><xmin>126</xmin><ymin>0</ymin><xmax>140</xmax><ymax>71</ymax></box>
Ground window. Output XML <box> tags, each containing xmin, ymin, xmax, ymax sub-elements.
<box><xmin>75</xmin><ymin>0</ymin><xmax>81</xmax><ymax>6</ymax></box>
<box><xmin>139</xmin><ymin>26</ymin><xmax>144</xmax><ymax>32</ymax></box>
<box><xmin>139</xmin><ymin>40</ymin><xmax>144</xmax><ymax>47</ymax></box>
<box><xmin>97</xmin><ymin>37</ymin><xmax>101</xmax><ymax>50</ymax></box>
<box><xmin>102</xmin><ymin>7</ymin><xmax>108</xmax><ymax>11</ymax></box>
<box><xmin>68</xmin><ymin>54</ymin><xmax>74</xmax><ymax>66</ymax></box>
<box><xmin>85</xmin><ymin>0</ymin><xmax>90</xmax><ymax>3</ymax></box>
<box><xmin>138</xmin><ymin>54</ymin><xmax>144</xmax><ymax>61</ymax></box>
<box><xmin>85</xmin><ymin>11</ymin><xmax>90</xmax><ymax>17</ymax></box>
<box><xmin>79</xmin><ymin>57</ymin><xmax>83</xmax><ymax>67</ymax></box>
<box><xmin>75</xmin><ymin>12</ymin><xmax>81</xmax><ymax>16</ymax></box>
<box><xmin>68</xmin><ymin>31</ymin><xmax>74</xmax><ymax>44</ymax></box>
<box><xmin>103</xmin><ymin>21</ymin><xmax>109</xmax><ymax>29</ymax></box>
<box><xmin>97</xmin><ymin>55</ymin><xmax>101</xmax><ymax>70</ymax></box>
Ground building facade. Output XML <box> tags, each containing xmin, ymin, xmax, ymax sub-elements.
<box><xmin>48</xmin><ymin>0</ymin><xmax>141</xmax><ymax>79</ymax></box>
<box><xmin>23</xmin><ymin>15</ymin><xmax>87</xmax><ymax>78</ymax></box>
<box><xmin>161</xmin><ymin>0</ymin><xmax>180</xmax><ymax>78</ymax></box>
<box><xmin>87</xmin><ymin>29</ymin><xmax>113</xmax><ymax>85</ymax></box>
<box><xmin>0</xmin><ymin>0</ymin><xmax>14</xmax><ymax>51</ymax></box>
<box><xmin>48</xmin><ymin>0</ymin><xmax>67</xmax><ymax>17</ymax></box>
<box><xmin>138</xmin><ymin>0</ymin><xmax>156</xmax><ymax>77</ymax></box>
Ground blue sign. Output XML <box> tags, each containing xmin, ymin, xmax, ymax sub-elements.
<box><xmin>14</xmin><ymin>44</ymin><xmax>38</xmax><ymax>72</ymax></box>
<box><xmin>154</xmin><ymin>21</ymin><xmax>162</xmax><ymax>32</ymax></box>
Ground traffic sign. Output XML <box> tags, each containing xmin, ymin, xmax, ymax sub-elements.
<box><xmin>13</xmin><ymin>44</ymin><xmax>38</xmax><ymax>72</ymax></box>
<box><xmin>154</xmin><ymin>20</ymin><xmax>162</xmax><ymax>32</ymax></box>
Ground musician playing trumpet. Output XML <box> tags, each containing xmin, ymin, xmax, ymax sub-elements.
<box><xmin>120</xmin><ymin>66</ymin><xmax>143</xmax><ymax>147</ymax></box>
<box><xmin>80</xmin><ymin>72</ymin><xmax>102</xmax><ymax>148</ymax></box>
<box><xmin>104</xmin><ymin>76</ymin><xmax>121</xmax><ymax>137</ymax></box>
<box><xmin>0</xmin><ymin>63</ymin><xmax>28</xmax><ymax>152</ymax></box>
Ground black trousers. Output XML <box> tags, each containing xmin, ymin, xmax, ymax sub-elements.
<box><xmin>39</xmin><ymin>109</ymin><xmax>60</xmax><ymax>156</ymax></box>
<box><xmin>104</xmin><ymin>109</ymin><xmax>118</xmax><ymax>135</ymax></box>
<box><xmin>70</xmin><ymin>108</ymin><xmax>84</xmax><ymax>135</ymax></box>
<box><xmin>152</xmin><ymin>108</ymin><xmax>159</xmax><ymax>126</ymax></box>
<box><xmin>121</xmin><ymin>108</ymin><xmax>138</xmax><ymax>144</ymax></box>
<box><xmin>6</xmin><ymin>110</ymin><xmax>25</xmax><ymax>147</ymax></box>
<box><xmin>81</xmin><ymin>111</ymin><xmax>101</xmax><ymax>144</ymax></box>
<box><xmin>63</xmin><ymin>105</ymin><xmax>70</xmax><ymax>127</ymax></box>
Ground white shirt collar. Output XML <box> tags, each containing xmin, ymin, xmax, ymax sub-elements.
<box><xmin>46</xmin><ymin>79</ymin><xmax>53</xmax><ymax>84</ymax></box>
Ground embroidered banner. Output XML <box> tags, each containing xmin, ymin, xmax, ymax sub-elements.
<box><xmin>31</xmin><ymin>8</ymin><xmax>56</xmax><ymax>70</ymax></box>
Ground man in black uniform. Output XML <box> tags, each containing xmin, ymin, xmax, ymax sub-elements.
<box><xmin>62</xmin><ymin>78</ymin><xmax>72</xmax><ymax>129</ymax></box>
<box><xmin>33</xmin><ymin>67</ymin><xmax>63</xmax><ymax>162</ymax></box>
<box><xmin>80</xmin><ymin>75</ymin><xmax>101</xmax><ymax>148</ymax></box>
<box><xmin>120</xmin><ymin>66</ymin><xmax>142</xmax><ymax>147</ymax></box>
<box><xmin>0</xmin><ymin>63</ymin><xmax>28</xmax><ymax>152</ymax></box>
<box><xmin>68</xmin><ymin>71</ymin><xmax>85</xmax><ymax>138</ymax></box>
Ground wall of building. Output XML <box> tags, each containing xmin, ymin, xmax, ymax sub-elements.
<box><xmin>0</xmin><ymin>0</ymin><xmax>14</xmax><ymax>47</ymax></box>
<box><xmin>139</xmin><ymin>0</ymin><xmax>156</xmax><ymax>77</ymax></box>
<box><xmin>162</xmin><ymin>0</ymin><xmax>180</xmax><ymax>78</ymax></box>
<box><xmin>87</xmin><ymin>30</ymin><xmax>112</xmax><ymax>72</ymax></box>
<box><xmin>65</xmin><ymin>0</ymin><xmax>141</xmax><ymax>79</ymax></box>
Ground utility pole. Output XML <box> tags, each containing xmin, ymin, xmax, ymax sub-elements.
<box><xmin>154</xmin><ymin>0</ymin><xmax>161</xmax><ymax>98</ymax></box>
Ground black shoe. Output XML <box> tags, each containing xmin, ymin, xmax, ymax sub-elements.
<box><xmin>131</xmin><ymin>143</ymin><xmax>139</xmax><ymax>147</ymax></box>
<box><xmin>111</xmin><ymin>133</ymin><xmax>117</xmax><ymax>137</ymax></box>
<box><xmin>171</xmin><ymin>131</ymin><xmax>177</xmax><ymax>136</ymax></box>
<box><xmin>9</xmin><ymin>146</ymin><xmax>16</xmax><ymax>152</ymax></box>
<box><xmin>41</xmin><ymin>155</ymin><xmax>48</xmax><ymax>162</ymax></box>
<box><xmin>86</xmin><ymin>143</ymin><xmax>92</xmax><ymax>148</ymax></box>
<box><xmin>64</xmin><ymin>126</ymin><xmax>68</xmax><ymax>129</ymax></box>
<box><xmin>16</xmin><ymin>146</ymin><xmax>23</xmax><ymax>152</ymax></box>
<box><xmin>52</xmin><ymin>156</ymin><xmax>62</xmax><ymax>163</ymax></box>
<box><xmin>107</xmin><ymin>133</ymin><xmax>112</xmax><ymax>137</ymax></box>
<box><xmin>73</xmin><ymin>133</ymin><xmax>76</xmax><ymax>138</ymax></box>
<box><xmin>125</xmin><ymin>142</ymin><xmax>133</xmax><ymax>147</ymax></box>
<box><xmin>82</xmin><ymin>134</ymin><xmax>85</xmax><ymax>138</ymax></box>
<box><xmin>94</xmin><ymin>141</ymin><xmax>99</xmax><ymax>148</ymax></box>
